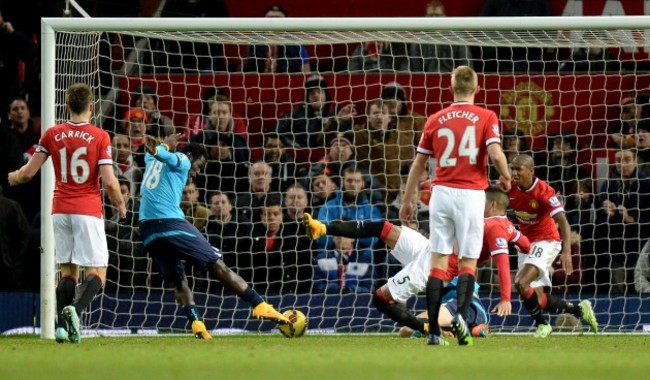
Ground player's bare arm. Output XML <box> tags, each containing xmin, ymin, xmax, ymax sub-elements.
<box><xmin>400</xmin><ymin>153</ymin><xmax>429</xmax><ymax>223</ymax></box>
<box><xmin>7</xmin><ymin>152</ymin><xmax>48</xmax><ymax>186</ymax></box>
<box><xmin>100</xmin><ymin>164</ymin><xmax>126</xmax><ymax>219</ymax></box>
<box><xmin>487</xmin><ymin>143</ymin><xmax>511</xmax><ymax>191</ymax></box>
<box><xmin>553</xmin><ymin>211</ymin><xmax>573</xmax><ymax>275</ymax></box>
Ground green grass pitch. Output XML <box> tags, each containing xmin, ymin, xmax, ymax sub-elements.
<box><xmin>1</xmin><ymin>334</ymin><xmax>649</xmax><ymax>380</ymax></box>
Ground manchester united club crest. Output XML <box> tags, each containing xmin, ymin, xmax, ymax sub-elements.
<box><xmin>500</xmin><ymin>81</ymin><xmax>554</xmax><ymax>136</ymax></box>
<box><xmin>529</xmin><ymin>199</ymin><xmax>539</xmax><ymax>209</ymax></box>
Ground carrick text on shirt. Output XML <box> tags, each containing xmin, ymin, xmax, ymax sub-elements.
<box><xmin>54</xmin><ymin>130</ymin><xmax>95</xmax><ymax>143</ymax></box>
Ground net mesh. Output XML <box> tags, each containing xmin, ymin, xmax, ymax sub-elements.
<box><xmin>47</xmin><ymin>24</ymin><xmax>650</xmax><ymax>334</ymax></box>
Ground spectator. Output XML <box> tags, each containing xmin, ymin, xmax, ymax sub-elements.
<box><xmin>130</xmin><ymin>85</ymin><xmax>176</xmax><ymax>137</ymax></box>
<box><xmin>559</xmin><ymin>31</ymin><xmax>621</xmax><ymax>73</ymax></box>
<box><xmin>160</xmin><ymin>0</ymin><xmax>229</xmax><ymax>72</ymax></box>
<box><xmin>122</xmin><ymin>107</ymin><xmax>149</xmax><ymax>167</ymax></box>
<box><xmin>380</xmin><ymin>82</ymin><xmax>426</xmax><ymax>147</ymax></box>
<box><xmin>538</xmin><ymin>133</ymin><xmax>589</xmax><ymax>198</ymax></box>
<box><xmin>409</xmin><ymin>1</ymin><xmax>472</xmax><ymax>73</ymax></box>
<box><xmin>184</xmin><ymin>88</ymin><xmax>247</xmax><ymax>143</ymax></box>
<box><xmin>0</xmin><ymin>117</ymin><xmax>23</xmax><ymax>202</ymax></box>
<box><xmin>634</xmin><ymin>239</ymin><xmax>650</xmax><ymax>293</ymax></box>
<box><xmin>0</xmin><ymin>184</ymin><xmax>32</xmax><ymax>291</ymax></box>
<box><xmin>243</xmin><ymin>5</ymin><xmax>311</xmax><ymax>74</ymax></box>
<box><xmin>3</xmin><ymin>97</ymin><xmax>40</xmax><ymax>221</ymax></box>
<box><xmin>181</xmin><ymin>181</ymin><xmax>212</xmax><ymax>231</ymax></box>
<box><xmin>317</xmin><ymin>166</ymin><xmax>383</xmax><ymax>252</ymax></box>
<box><xmin>314</xmin><ymin>222</ymin><xmax>374</xmax><ymax>294</ymax></box>
<box><xmin>236</xmin><ymin>161</ymin><xmax>280</xmax><ymax>224</ymax></box>
<box><xmin>201</xmin><ymin>133</ymin><xmax>247</xmax><ymax>196</ymax></box>
<box><xmin>309</xmin><ymin>170</ymin><xmax>339</xmax><ymax>219</ymax></box>
<box><xmin>354</xmin><ymin>99</ymin><xmax>417</xmax><ymax>204</ymax></box>
<box><xmin>105</xmin><ymin>178</ymin><xmax>146</xmax><ymax>290</ymax></box>
<box><xmin>111</xmin><ymin>134</ymin><xmax>142</xmax><ymax>196</ymax></box>
<box><xmin>247</xmin><ymin>194</ymin><xmax>312</xmax><ymax>293</ymax></box>
<box><xmin>636</xmin><ymin>122</ymin><xmax>650</xmax><ymax>173</ymax></box>
<box><xmin>204</xmin><ymin>191</ymin><xmax>252</xmax><ymax>275</ymax></box>
<box><xmin>595</xmin><ymin>147</ymin><xmax>650</xmax><ymax>293</ymax></box>
<box><xmin>0</xmin><ymin>10</ymin><xmax>37</xmax><ymax>114</ymax></box>
<box><xmin>277</xmin><ymin>74</ymin><xmax>355</xmax><ymax>161</ymax></box>
<box><xmin>310</xmin><ymin>132</ymin><xmax>384</xmax><ymax>206</ymax></box>
<box><xmin>565</xmin><ymin>178</ymin><xmax>595</xmax><ymax>231</ymax></box>
<box><xmin>609</xmin><ymin>97</ymin><xmax>643</xmax><ymax>149</ymax></box>
<box><xmin>480</xmin><ymin>0</ymin><xmax>553</xmax><ymax>73</ymax></box>
<box><xmin>188</xmin><ymin>94</ymin><xmax>250</xmax><ymax>163</ymax></box>
<box><xmin>4</xmin><ymin>97</ymin><xmax>39</xmax><ymax>155</ymax></box>
<box><xmin>348</xmin><ymin>41</ymin><xmax>409</xmax><ymax>72</ymax></box>
<box><xmin>263</xmin><ymin>132</ymin><xmax>307</xmax><ymax>192</ymax></box>
<box><xmin>283</xmin><ymin>183</ymin><xmax>310</xmax><ymax>224</ymax></box>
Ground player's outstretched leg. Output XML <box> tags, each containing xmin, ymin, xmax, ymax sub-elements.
<box><xmin>252</xmin><ymin>302</ymin><xmax>290</xmax><ymax>325</ymax></box>
<box><xmin>578</xmin><ymin>300</ymin><xmax>599</xmax><ymax>334</ymax></box>
<box><xmin>450</xmin><ymin>314</ymin><xmax>474</xmax><ymax>346</ymax></box>
<box><xmin>61</xmin><ymin>305</ymin><xmax>81</xmax><ymax>343</ymax></box>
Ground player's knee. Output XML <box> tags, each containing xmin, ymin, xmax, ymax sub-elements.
<box><xmin>514</xmin><ymin>279</ymin><xmax>529</xmax><ymax>295</ymax></box>
<box><xmin>372</xmin><ymin>291</ymin><xmax>390</xmax><ymax>313</ymax></box>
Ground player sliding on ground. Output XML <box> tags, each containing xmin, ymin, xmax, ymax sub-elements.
<box><xmin>304</xmin><ymin>186</ymin><xmax>526</xmax><ymax>342</ymax></box>
<box><xmin>138</xmin><ymin>133</ymin><xmax>289</xmax><ymax>340</ymax></box>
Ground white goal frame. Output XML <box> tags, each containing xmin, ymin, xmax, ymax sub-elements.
<box><xmin>40</xmin><ymin>15</ymin><xmax>650</xmax><ymax>339</ymax></box>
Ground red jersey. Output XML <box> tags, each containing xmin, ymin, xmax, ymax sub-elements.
<box><xmin>508</xmin><ymin>177</ymin><xmax>564</xmax><ymax>242</ymax></box>
<box><xmin>36</xmin><ymin>121</ymin><xmax>112</xmax><ymax>218</ymax></box>
<box><xmin>447</xmin><ymin>215</ymin><xmax>530</xmax><ymax>301</ymax></box>
<box><xmin>418</xmin><ymin>102</ymin><xmax>501</xmax><ymax>190</ymax></box>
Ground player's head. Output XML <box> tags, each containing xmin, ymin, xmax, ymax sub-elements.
<box><xmin>450</xmin><ymin>65</ymin><xmax>479</xmax><ymax>99</ymax></box>
<box><xmin>181</xmin><ymin>143</ymin><xmax>208</xmax><ymax>177</ymax></box>
<box><xmin>66</xmin><ymin>83</ymin><xmax>94</xmax><ymax>116</ymax></box>
<box><xmin>510</xmin><ymin>154</ymin><xmax>535</xmax><ymax>188</ymax></box>
<box><xmin>485</xmin><ymin>185</ymin><xmax>509</xmax><ymax>216</ymax></box>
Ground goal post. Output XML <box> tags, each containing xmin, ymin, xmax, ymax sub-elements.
<box><xmin>39</xmin><ymin>16</ymin><xmax>650</xmax><ymax>338</ymax></box>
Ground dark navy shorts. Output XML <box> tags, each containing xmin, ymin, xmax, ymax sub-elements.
<box><xmin>140</xmin><ymin>218</ymin><xmax>221</xmax><ymax>284</ymax></box>
<box><xmin>444</xmin><ymin>298</ymin><xmax>488</xmax><ymax>327</ymax></box>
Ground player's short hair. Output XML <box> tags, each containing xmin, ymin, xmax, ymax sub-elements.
<box><xmin>512</xmin><ymin>154</ymin><xmax>535</xmax><ymax>169</ymax></box>
<box><xmin>66</xmin><ymin>83</ymin><xmax>94</xmax><ymax>115</ymax></box>
<box><xmin>485</xmin><ymin>185</ymin><xmax>509</xmax><ymax>210</ymax></box>
<box><xmin>181</xmin><ymin>143</ymin><xmax>208</xmax><ymax>161</ymax></box>
<box><xmin>451</xmin><ymin>65</ymin><xmax>477</xmax><ymax>97</ymax></box>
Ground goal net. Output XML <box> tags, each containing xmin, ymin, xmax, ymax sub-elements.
<box><xmin>39</xmin><ymin>16</ymin><xmax>650</xmax><ymax>337</ymax></box>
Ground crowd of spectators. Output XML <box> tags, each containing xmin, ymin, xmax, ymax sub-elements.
<box><xmin>1</xmin><ymin>1</ymin><xmax>650</xmax><ymax>296</ymax></box>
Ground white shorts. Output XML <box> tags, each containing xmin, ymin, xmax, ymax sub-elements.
<box><xmin>517</xmin><ymin>240</ymin><xmax>561</xmax><ymax>288</ymax></box>
<box><xmin>387</xmin><ymin>226</ymin><xmax>432</xmax><ymax>303</ymax></box>
<box><xmin>53</xmin><ymin>213</ymin><xmax>109</xmax><ymax>267</ymax></box>
<box><xmin>429</xmin><ymin>185</ymin><xmax>485</xmax><ymax>259</ymax></box>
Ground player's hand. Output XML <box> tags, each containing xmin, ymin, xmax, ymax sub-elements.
<box><xmin>491</xmin><ymin>300</ymin><xmax>512</xmax><ymax>317</ymax></box>
<box><xmin>144</xmin><ymin>135</ymin><xmax>160</xmax><ymax>155</ymax></box>
<box><xmin>560</xmin><ymin>251</ymin><xmax>573</xmax><ymax>275</ymax></box>
<box><xmin>118</xmin><ymin>203</ymin><xmax>127</xmax><ymax>219</ymax></box>
<box><xmin>498</xmin><ymin>175</ymin><xmax>511</xmax><ymax>192</ymax></box>
<box><xmin>7</xmin><ymin>170</ymin><xmax>21</xmax><ymax>186</ymax></box>
<box><xmin>162</xmin><ymin>133</ymin><xmax>182</xmax><ymax>151</ymax></box>
<box><xmin>399</xmin><ymin>199</ymin><xmax>416</xmax><ymax>224</ymax></box>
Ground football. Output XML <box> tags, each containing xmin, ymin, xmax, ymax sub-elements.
<box><xmin>278</xmin><ymin>309</ymin><xmax>307</xmax><ymax>338</ymax></box>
